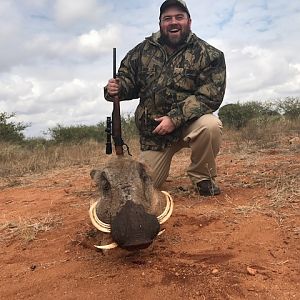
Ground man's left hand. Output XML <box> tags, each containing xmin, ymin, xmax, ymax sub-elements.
<box><xmin>153</xmin><ymin>116</ymin><xmax>175</xmax><ymax>135</ymax></box>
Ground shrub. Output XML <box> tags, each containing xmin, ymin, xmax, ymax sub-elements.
<box><xmin>0</xmin><ymin>112</ymin><xmax>29</xmax><ymax>143</ymax></box>
<box><xmin>218</xmin><ymin>101</ymin><xmax>281</xmax><ymax>129</ymax></box>
<box><xmin>47</xmin><ymin>123</ymin><xmax>106</xmax><ymax>143</ymax></box>
<box><xmin>277</xmin><ymin>97</ymin><xmax>300</xmax><ymax>120</ymax></box>
<box><xmin>47</xmin><ymin>115</ymin><xmax>138</xmax><ymax>144</ymax></box>
<box><xmin>218</xmin><ymin>103</ymin><xmax>255</xmax><ymax>129</ymax></box>
<box><xmin>121</xmin><ymin>114</ymin><xmax>138</xmax><ymax>141</ymax></box>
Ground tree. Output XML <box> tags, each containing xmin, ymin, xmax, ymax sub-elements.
<box><xmin>277</xmin><ymin>97</ymin><xmax>300</xmax><ymax>120</ymax></box>
<box><xmin>218</xmin><ymin>101</ymin><xmax>281</xmax><ymax>129</ymax></box>
<box><xmin>0</xmin><ymin>112</ymin><xmax>28</xmax><ymax>142</ymax></box>
<box><xmin>47</xmin><ymin>124</ymin><xmax>106</xmax><ymax>143</ymax></box>
<box><xmin>218</xmin><ymin>103</ymin><xmax>255</xmax><ymax>129</ymax></box>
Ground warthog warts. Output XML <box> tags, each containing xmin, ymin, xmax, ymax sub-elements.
<box><xmin>89</xmin><ymin>157</ymin><xmax>173</xmax><ymax>251</ymax></box>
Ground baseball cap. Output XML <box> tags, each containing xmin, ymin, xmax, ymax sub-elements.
<box><xmin>160</xmin><ymin>0</ymin><xmax>190</xmax><ymax>19</ymax></box>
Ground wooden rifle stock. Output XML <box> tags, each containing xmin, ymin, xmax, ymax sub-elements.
<box><xmin>112</xmin><ymin>48</ymin><xmax>124</xmax><ymax>155</ymax></box>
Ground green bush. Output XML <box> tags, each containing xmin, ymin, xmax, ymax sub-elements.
<box><xmin>218</xmin><ymin>101</ymin><xmax>281</xmax><ymax>129</ymax></box>
<box><xmin>121</xmin><ymin>114</ymin><xmax>138</xmax><ymax>141</ymax></box>
<box><xmin>0</xmin><ymin>112</ymin><xmax>29</xmax><ymax>143</ymax></box>
<box><xmin>218</xmin><ymin>103</ymin><xmax>254</xmax><ymax>129</ymax></box>
<box><xmin>277</xmin><ymin>97</ymin><xmax>300</xmax><ymax>120</ymax></box>
<box><xmin>47</xmin><ymin>123</ymin><xmax>106</xmax><ymax>143</ymax></box>
<box><xmin>46</xmin><ymin>115</ymin><xmax>138</xmax><ymax>144</ymax></box>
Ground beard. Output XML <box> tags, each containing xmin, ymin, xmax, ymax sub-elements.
<box><xmin>160</xmin><ymin>23</ymin><xmax>191</xmax><ymax>49</ymax></box>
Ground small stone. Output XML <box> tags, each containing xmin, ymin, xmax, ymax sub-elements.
<box><xmin>30</xmin><ymin>264</ymin><xmax>37</xmax><ymax>271</ymax></box>
<box><xmin>247</xmin><ymin>266</ymin><xmax>257</xmax><ymax>276</ymax></box>
<box><xmin>212</xmin><ymin>269</ymin><xmax>219</xmax><ymax>274</ymax></box>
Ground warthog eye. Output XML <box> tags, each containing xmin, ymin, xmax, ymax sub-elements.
<box><xmin>100</xmin><ymin>172</ymin><xmax>111</xmax><ymax>193</ymax></box>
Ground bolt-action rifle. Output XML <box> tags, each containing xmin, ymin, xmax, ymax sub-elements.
<box><xmin>105</xmin><ymin>48</ymin><xmax>130</xmax><ymax>156</ymax></box>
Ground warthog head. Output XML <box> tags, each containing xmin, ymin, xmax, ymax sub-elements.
<box><xmin>89</xmin><ymin>157</ymin><xmax>173</xmax><ymax>251</ymax></box>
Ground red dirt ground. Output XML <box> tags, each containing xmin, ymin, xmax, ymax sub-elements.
<box><xmin>1</xmin><ymin>140</ymin><xmax>299</xmax><ymax>300</ymax></box>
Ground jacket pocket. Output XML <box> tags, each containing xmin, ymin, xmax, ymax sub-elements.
<box><xmin>172</xmin><ymin>68</ymin><xmax>198</xmax><ymax>91</ymax></box>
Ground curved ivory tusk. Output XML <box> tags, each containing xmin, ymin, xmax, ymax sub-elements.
<box><xmin>157</xmin><ymin>193</ymin><xmax>171</xmax><ymax>221</ymax></box>
<box><xmin>158</xmin><ymin>229</ymin><xmax>166</xmax><ymax>236</ymax></box>
<box><xmin>94</xmin><ymin>242</ymin><xmax>118</xmax><ymax>250</ymax></box>
<box><xmin>158</xmin><ymin>191</ymin><xmax>174</xmax><ymax>225</ymax></box>
<box><xmin>89</xmin><ymin>201</ymin><xmax>111</xmax><ymax>233</ymax></box>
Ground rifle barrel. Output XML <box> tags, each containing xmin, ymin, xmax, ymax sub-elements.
<box><xmin>113</xmin><ymin>48</ymin><xmax>117</xmax><ymax>79</ymax></box>
<box><xmin>112</xmin><ymin>48</ymin><xmax>124</xmax><ymax>156</ymax></box>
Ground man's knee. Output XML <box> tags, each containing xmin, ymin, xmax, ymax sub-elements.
<box><xmin>184</xmin><ymin>114</ymin><xmax>222</xmax><ymax>142</ymax></box>
<box><xmin>199</xmin><ymin>114</ymin><xmax>222</xmax><ymax>134</ymax></box>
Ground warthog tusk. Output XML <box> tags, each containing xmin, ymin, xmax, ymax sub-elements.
<box><xmin>89</xmin><ymin>201</ymin><xmax>111</xmax><ymax>233</ymax></box>
<box><xmin>157</xmin><ymin>191</ymin><xmax>174</xmax><ymax>225</ymax></box>
<box><xmin>89</xmin><ymin>191</ymin><xmax>173</xmax><ymax>251</ymax></box>
<box><xmin>94</xmin><ymin>242</ymin><xmax>118</xmax><ymax>250</ymax></box>
<box><xmin>158</xmin><ymin>229</ymin><xmax>166</xmax><ymax>236</ymax></box>
<box><xmin>157</xmin><ymin>193</ymin><xmax>171</xmax><ymax>221</ymax></box>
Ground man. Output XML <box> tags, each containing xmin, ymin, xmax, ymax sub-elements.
<box><xmin>105</xmin><ymin>0</ymin><xmax>226</xmax><ymax>196</ymax></box>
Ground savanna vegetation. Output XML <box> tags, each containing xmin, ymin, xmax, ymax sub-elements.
<box><xmin>0</xmin><ymin>97</ymin><xmax>299</xmax><ymax>178</ymax></box>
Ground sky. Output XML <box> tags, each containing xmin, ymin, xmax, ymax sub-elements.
<box><xmin>0</xmin><ymin>0</ymin><xmax>299</xmax><ymax>138</ymax></box>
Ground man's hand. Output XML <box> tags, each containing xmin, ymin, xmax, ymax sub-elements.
<box><xmin>153</xmin><ymin>116</ymin><xmax>175</xmax><ymax>135</ymax></box>
<box><xmin>107</xmin><ymin>78</ymin><xmax>120</xmax><ymax>96</ymax></box>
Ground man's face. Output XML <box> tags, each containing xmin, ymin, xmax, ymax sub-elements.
<box><xmin>160</xmin><ymin>6</ymin><xmax>191</xmax><ymax>49</ymax></box>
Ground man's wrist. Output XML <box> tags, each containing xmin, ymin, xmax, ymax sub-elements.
<box><xmin>168</xmin><ymin>114</ymin><xmax>183</xmax><ymax>128</ymax></box>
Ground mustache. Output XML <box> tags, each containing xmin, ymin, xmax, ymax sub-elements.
<box><xmin>167</xmin><ymin>24</ymin><xmax>181</xmax><ymax>31</ymax></box>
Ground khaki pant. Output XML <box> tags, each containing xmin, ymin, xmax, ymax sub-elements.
<box><xmin>140</xmin><ymin>114</ymin><xmax>223</xmax><ymax>188</ymax></box>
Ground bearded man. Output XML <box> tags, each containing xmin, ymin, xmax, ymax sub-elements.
<box><xmin>105</xmin><ymin>0</ymin><xmax>226</xmax><ymax>196</ymax></box>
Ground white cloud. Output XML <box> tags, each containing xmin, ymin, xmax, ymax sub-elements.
<box><xmin>20</xmin><ymin>23</ymin><xmax>122</xmax><ymax>64</ymax></box>
<box><xmin>21</xmin><ymin>0</ymin><xmax>48</xmax><ymax>8</ymax></box>
<box><xmin>54</xmin><ymin>0</ymin><xmax>107</xmax><ymax>25</ymax></box>
<box><xmin>78</xmin><ymin>25</ymin><xmax>122</xmax><ymax>56</ymax></box>
<box><xmin>0</xmin><ymin>75</ymin><xmax>34</xmax><ymax>103</ymax></box>
<box><xmin>223</xmin><ymin>43</ymin><xmax>300</xmax><ymax>101</ymax></box>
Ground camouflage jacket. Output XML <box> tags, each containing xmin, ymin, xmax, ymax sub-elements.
<box><xmin>105</xmin><ymin>31</ymin><xmax>226</xmax><ymax>151</ymax></box>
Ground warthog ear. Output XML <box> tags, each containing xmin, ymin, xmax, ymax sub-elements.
<box><xmin>111</xmin><ymin>201</ymin><xmax>160</xmax><ymax>251</ymax></box>
<box><xmin>90</xmin><ymin>169</ymin><xmax>97</xmax><ymax>179</ymax></box>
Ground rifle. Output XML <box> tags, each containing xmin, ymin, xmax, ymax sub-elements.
<box><xmin>105</xmin><ymin>48</ymin><xmax>131</xmax><ymax>156</ymax></box>
<box><xmin>105</xmin><ymin>116</ymin><xmax>112</xmax><ymax>155</ymax></box>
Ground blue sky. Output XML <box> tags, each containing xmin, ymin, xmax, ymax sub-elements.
<box><xmin>0</xmin><ymin>0</ymin><xmax>299</xmax><ymax>137</ymax></box>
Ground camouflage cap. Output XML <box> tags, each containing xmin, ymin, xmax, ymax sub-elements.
<box><xmin>160</xmin><ymin>0</ymin><xmax>190</xmax><ymax>19</ymax></box>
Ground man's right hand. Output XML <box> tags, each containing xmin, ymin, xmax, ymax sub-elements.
<box><xmin>107</xmin><ymin>78</ymin><xmax>120</xmax><ymax>97</ymax></box>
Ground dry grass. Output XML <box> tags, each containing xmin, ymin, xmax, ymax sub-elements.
<box><xmin>0</xmin><ymin>140</ymin><xmax>105</xmax><ymax>177</ymax></box>
<box><xmin>233</xmin><ymin>169</ymin><xmax>299</xmax><ymax>224</ymax></box>
<box><xmin>0</xmin><ymin>139</ymin><xmax>141</xmax><ymax>178</ymax></box>
<box><xmin>235</xmin><ymin>201</ymin><xmax>263</xmax><ymax>216</ymax></box>
<box><xmin>223</xmin><ymin>118</ymin><xmax>300</xmax><ymax>152</ymax></box>
<box><xmin>220</xmin><ymin>118</ymin><xmax>300</xmax><ymax>221</ymax></box>
<box><xmin>0</xmin><ymin>213</ymin><xmax>63</xmax><ymax>243</ymax></box>
<box><xmin>268</xmin><ymin>174</ymin><xmax>299</xmax><ymax>210</ymax></box>
<box><xmin>1</xmin><ymin>118</ymin><xmax>298</xmax><ymax>179</ymax></box>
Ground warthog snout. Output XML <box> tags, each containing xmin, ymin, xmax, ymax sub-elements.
<box><xmin>89</xmin><ymin>157</ymin><xmax>173</xmax><ymax>251</ymax></box>
<box><xmin>111</xmin><ymin>201</ymin><xmax>160</xmax><ymax>250</ymax></box>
